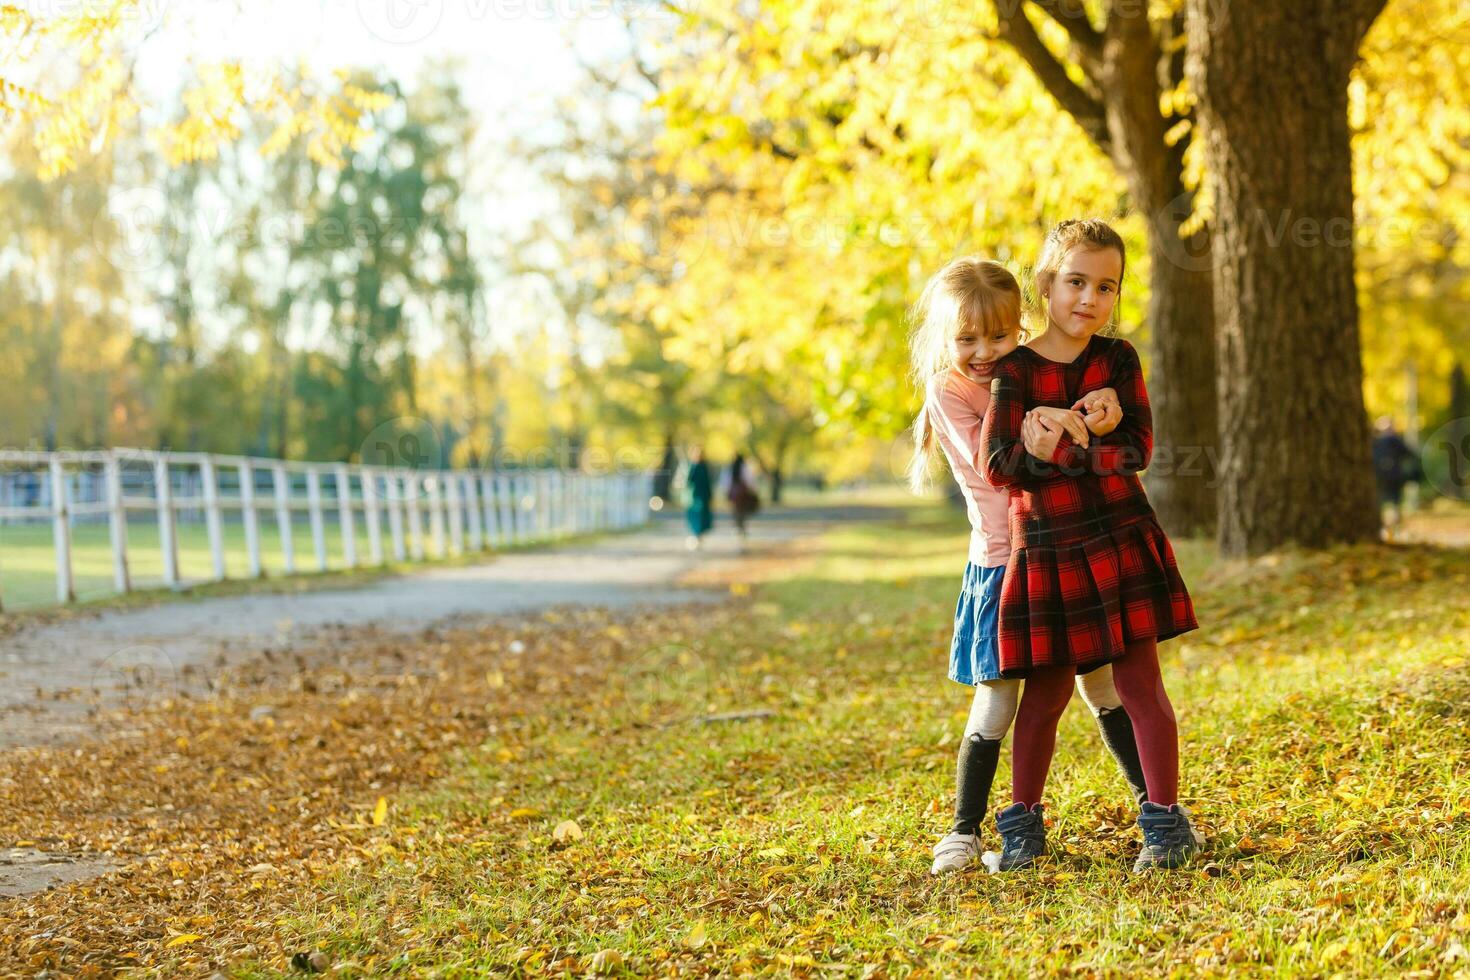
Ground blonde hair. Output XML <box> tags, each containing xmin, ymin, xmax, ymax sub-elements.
<box><xmin>1030</xmin><ymin>218</ymin><xmax>1127</xmax><ymax>335</ymax></box>
<box><xmin>906</xmin><ymin>257</ymin><xmax>1024</xmax><ymax>493</ymax></box>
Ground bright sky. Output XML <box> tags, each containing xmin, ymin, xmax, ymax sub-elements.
<box><xmin>112</xmin><ymin>0</ymin><xmax>660</xmax><ymax>358</ymax></box>
<box><xmin>132</xmin><ymin>0</ymin><xmax>641</xmax><ymax>187</ymax></box>
<box><xmin>132</xmin><ymin>0</ymin><xmax>643</xmax><ymax>109</ymax></box>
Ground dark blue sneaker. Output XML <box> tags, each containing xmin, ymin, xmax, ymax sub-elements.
<box><xmin>1133</xmin><ymin>802</ymin><xmax>1199</xmax><ymax>871</ymax></box>
<box><xmin>993</xmin><ymin>802</ymin><xmax>1046</xmax><ymax>871</ymax></box>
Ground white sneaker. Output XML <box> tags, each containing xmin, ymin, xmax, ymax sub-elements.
<box><xmin>930</xmin><ymin>831</ymin><xmax>982</xmax><ymax>875</ymax></box>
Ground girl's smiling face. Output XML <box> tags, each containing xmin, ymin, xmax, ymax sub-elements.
<box><xmin>1045</xmin><ymin>246</ymin><xmax>1123</xmax><ymax>342</ymax></box>
<box><xmin>952</xmin><ymin>320</ymin><xmax>1019</xmax><ymax>383</ymax></box>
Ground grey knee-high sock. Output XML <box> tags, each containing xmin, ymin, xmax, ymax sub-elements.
<box><xmin>951</xmin><ymin>733</ymin><xmax>1002</xmax><ymax>835</ymax></box>
<box><xmin>1094</xmin><ymin>706</ymin><xmax>1149</xmax><ymax>806</ymax></box>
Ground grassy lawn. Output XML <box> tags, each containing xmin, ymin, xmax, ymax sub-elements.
<box><xmin>0</xmin><ymin>516</ymin><xmax>384</xmax><ymax>610</ymax></box>
<box><xmin>0</xmin><ymin>509</ymin><xmax>590</xmax><ymax>616</ymax></box>
<box><xmin>3</xmin><ymin>501</ymin><xmax>1467</xmax><ymax>976</ymax></box>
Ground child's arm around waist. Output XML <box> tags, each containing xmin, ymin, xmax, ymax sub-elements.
<box><xmin>980</xmin><ymin>358</ymin><xmax>1063</xmax><ymax>490</ymax></box>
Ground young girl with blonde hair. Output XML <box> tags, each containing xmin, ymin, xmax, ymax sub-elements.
<box><xmin>980</xmin><ymin>220</ymin><xmax>1201</xmax><ymax>872</ymax></box>
<box><xmin>908</xmin><ymin>256</ymin><xmax>1149</xmax><ymax>875</ymax></box>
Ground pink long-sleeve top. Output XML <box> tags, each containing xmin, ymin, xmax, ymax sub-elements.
<box><xmin>925</xmin><ymin>367</ymin><xmax>1012</xmax><ymax>568</ymax></box>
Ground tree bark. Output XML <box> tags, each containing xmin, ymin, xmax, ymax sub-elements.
<box><xmin>1101</xmin><ymin>4</ymin><xmax>1219</xmax><ymax>538</ymax></box>
<box><xmin>1187</xmin><ymin>0</ymin><xmax>1386</xmax><ymax>556</ymax></box>
<box><xmin>1141</xmin><ymin>210</ymin><xmax>1218</xmax><ymax>539</ymax></box>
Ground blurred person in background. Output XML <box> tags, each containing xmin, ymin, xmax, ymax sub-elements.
<box><xmin>682</xmin><ymin>445</ymin><xmax>714</xmax><ymax>550</ymax></box>
<box><xmin>1372</xmin><ymin>416</ymin><xmax>1422</xmax><ymax>535</ymax></box>
<box><xmin>721</xmin><ymin>452</ymin><xmax>761</xmax><ymax>546</ymax></box>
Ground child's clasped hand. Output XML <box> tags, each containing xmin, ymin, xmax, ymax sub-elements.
<box><xmin>1022</xmin><ymin>387</ymin><xmax>1124</xmax><ymax>461</ymax></box>
<box><xmin>1074</xmin><ymin>386</ymin><xmax>1122</xmax><ymax>436</ymax></box>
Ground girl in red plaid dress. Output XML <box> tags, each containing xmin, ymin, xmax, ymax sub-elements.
<box><xmin>979</xmin><ymin>219</ymin><xmax>1201</xmax><ymax>872</ymax></box>
<box><xmin>906</xmin><ymin>257</ymin><xmax>1153</xmax><ymax>876</ymax></box>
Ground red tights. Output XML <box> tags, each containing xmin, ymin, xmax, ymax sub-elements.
<box><xmin>1011</xmin><ymin>637</ymin><xmax>1179</xmax><ymax>807</ymax></box>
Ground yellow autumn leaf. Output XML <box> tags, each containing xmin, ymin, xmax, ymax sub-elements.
<box><xmin>510</xmin><ymin>807</ymin><xmax>542</xmax><ymax>819</ymax></box>
<box><xmin>165</xmin><ymin>934</ymin><xmax>202</xmax><ymax>948</ymax></box>
<box><xmin>372</xmin><ymin>796</ymin><xmax>388</xmax><ymax>826</ymax></box>
<box><xmin>589</xmin><ymin>949</ymin><xmax>624</xmax><ymax>974</ymax></box>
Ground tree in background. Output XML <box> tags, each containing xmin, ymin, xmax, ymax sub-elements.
<box><xmin>513</xmin><ymin>32</ymin><xmax>733</xmax><ymax>478</ymax></box>
<box><xmin>286</xmin><ymin>72</ymin><xmax>486</xmax><ymax>464</ymax></box>
<box><xmin>1425</xmin><ymin>363</ymin><xmax>1470</xmax><ymax>502</ymax></box>
<box><xmin>1354</xmin><ymin>0</ymin><xmax>1470</xmax><ymax>466</ymax></box>
<box><xmin>0</xmin><ymin>135</ymin><xmax>132</xmax><ymax>450</ymax></box>
<box><xmin>1187</xmin><ymin>0</ymin><xmax>1387</xmax><ymax>555</ymax></box>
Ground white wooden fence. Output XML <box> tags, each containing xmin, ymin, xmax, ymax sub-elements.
<box><xmin>0</xmin><ymin>448</ymin><xmax>653</xmax><ymax>608</ymax></box>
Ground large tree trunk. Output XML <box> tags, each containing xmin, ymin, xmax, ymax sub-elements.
<box><xmin>1188</xmin><ymin>0</ymin><xmax>1385</xmax><ymax>556</ymax></box>
<box><xmin>1102</xmin><ymin>6</ymin><xmax>1219</xmax><ymax>538</ymax></box>
<box><xmin>1143</xmin><ymin>217</ymin><xmax>1218</xmax><ymax>539</ymax></box>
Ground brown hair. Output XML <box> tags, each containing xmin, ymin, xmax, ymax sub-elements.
<box><xmin>1030</xmin><ymin>218</ymin><xmax>1127</xmax><ymax>335</ymax></box>
<box><xmin>905</xmin><ymin>257</ymin><xmax>1025</xmax><ymax>493</ymax></box>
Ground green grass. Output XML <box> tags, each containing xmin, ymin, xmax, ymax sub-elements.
<box><xmin>227</xmin><ymin>503</ymin><xmax>1470</xmax><ymax>977</ymax></box>
<box><xmin>0</xmin><ymin>516</ymin><xmax>370</xmax><ymax>609</ymax></box>
<box><xmin>0</xmin><ymin>512</ymin><xmax>569</xmax><ymax>614</ymax></box>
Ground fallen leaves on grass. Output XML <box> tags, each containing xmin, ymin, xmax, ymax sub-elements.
<box><xmin>0</xmin><ymin>600</ymin><xmax>761</xmax><ymax>975</ymax></box>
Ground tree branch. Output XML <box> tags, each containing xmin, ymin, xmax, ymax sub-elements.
<box><xmin>993</xmin><ymin>2</ymin><xmax>1112</xmax><ymax>156</ymax></box>
<box><xmin>1030</xmin><ymin>0</ymin><xmax>1104</xmax><ymax>76</ymax></box>
<box><xmin>1350</xmin><ymin>0</ymin><xmax>1392</xmax><ymax>47</ymax></box>
<box><xmin>629</xmin><ymin>49</ymin><xmax>661</xmax><ymax>92</ymax></box>
<box><xmin>746</xmin><ymin>122</ymin><xmax>800</xmax><ymax>161</ymax></box>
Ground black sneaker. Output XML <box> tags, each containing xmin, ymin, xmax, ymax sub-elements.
<box><xmin>993</xmin><ymin>802</ymin><xmax>1046</xmax><ymax>871</ymax></box>
<box><xmin>1133</xmin><ymin>802</ymin><xmax>1199</xmax><ymax>871</ymax></box>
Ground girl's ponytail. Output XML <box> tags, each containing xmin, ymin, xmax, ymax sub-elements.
<box><xmin>907</xmin><ymin>404</ymin><xmax>939</xmax><ymax>495</ymax></box>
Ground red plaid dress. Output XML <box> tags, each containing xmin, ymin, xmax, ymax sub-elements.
<box><xmin>978</xmin><ymin>335</ymin><xmax>1198</xmax><ymax>676</ymax></box>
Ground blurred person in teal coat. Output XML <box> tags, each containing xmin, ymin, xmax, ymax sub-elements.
<box><xmin>683</xmin><ymin>446</ymin><xmax>714</xmax><ymax>550</ymax></box>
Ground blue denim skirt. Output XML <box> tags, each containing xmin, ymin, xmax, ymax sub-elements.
<box><xmin>949</xmin><ymin>562</ymin><xmax>1005</xmax><ymax>685</ymax></box>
